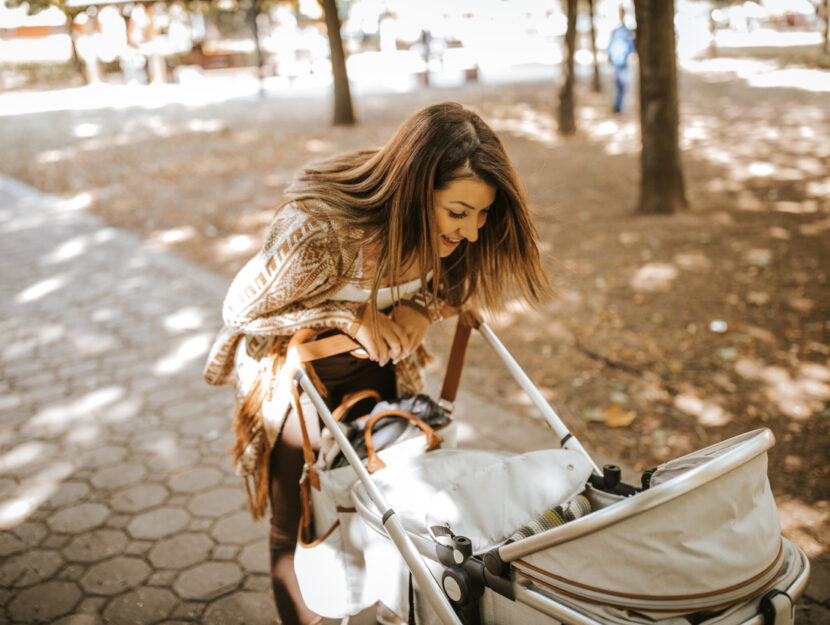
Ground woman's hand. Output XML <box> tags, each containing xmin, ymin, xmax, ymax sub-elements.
<box><xmin>351</xmin><ymin>305</ymin><xmax>409</xmax><ymax>366</ymax></box>
<box><xmin>391</xmin><ymin>303</ymin><xmax>432</xmax><ymax>356</ymax></box>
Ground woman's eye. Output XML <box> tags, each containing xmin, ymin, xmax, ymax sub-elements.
<box><xmin>448</xmin><ymin>209</ymin><xmax>467</xmax><ymax>219</ymax></box>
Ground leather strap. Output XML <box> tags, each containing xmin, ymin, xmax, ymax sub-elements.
<box><xmin>286</xmin><ymin>309</ymin><xmax>475</xmax><ymax>406</ymax></box>
<box><xmin>332</xmin><ymin>389</ymin><xmax>381</xmax><ymax>422</ymax></box>
<box><xmin>363</xmin><ymin>409</ymin><xmax>443</xmax><ymax>473</ymax></box>
<box><xmin>293</xmin><ymin>333</ymin><xmax>366</xmax><ymax>362</ymax></box>
<box><xmin>439</xmin><ymin>309</ymin><xmax>480</xmax><ymax>404</ymax></box>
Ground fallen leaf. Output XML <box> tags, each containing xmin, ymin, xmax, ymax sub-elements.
<box><xmin>604</xmin><ymin>404</ymin><xmax>636</xmax><ymax>428</ymax></box>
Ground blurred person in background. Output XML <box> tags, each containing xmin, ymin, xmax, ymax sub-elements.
<box><xmin>203</xmin><ymin>102</ymin><xmax>551</xmax><ymax>625</ymax></box>
<box><xmin>607</xmin><ymin>6</ymin><xmax>636</xmax><ymax>113</ymax></box>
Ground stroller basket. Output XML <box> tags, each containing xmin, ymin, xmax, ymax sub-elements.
<box><xmin>292</xmin><ymin>313</ymin><xmax>811</xmax><ymax>625</ymax></box>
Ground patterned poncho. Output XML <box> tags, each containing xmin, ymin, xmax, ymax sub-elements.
<box><xmin>203</xmin><ymin>203</ymin><xmax>440</xmax><ymax>518</ymax></box>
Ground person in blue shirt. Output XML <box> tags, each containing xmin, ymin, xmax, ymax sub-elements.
<box><xmin>607</xmin><ymin>7</ymin><xmax>636</xmax><ymax>113</ymax></box>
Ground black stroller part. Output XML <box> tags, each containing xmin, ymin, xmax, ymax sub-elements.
<box><xmin>640</xmin><ymin>467</ymin><xmax>657</xmax><ymax>490</ymax></box>
<box><xmin>431</xmin><ymin>527</ymin><xmax>515</xmax><ymax>602</ymax></box>
<box><xmin>587</xmin><ymin>464</ymin><xmax>639</xmax><ymax>497</ymax></box>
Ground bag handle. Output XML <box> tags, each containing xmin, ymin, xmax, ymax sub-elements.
<box><xmin>363</xmin><ymin>409</ymin><xmax>443</xmax><ymax>474</ymax></box>
<box><xmin>332</xmin><ymin>389</ymin><xmax>382</xmax><ymax>423</ymax></box>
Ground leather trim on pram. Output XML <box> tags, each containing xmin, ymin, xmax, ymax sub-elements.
<box><xmin>297</xmin><ymin>518</ymin><xmax>340</xmax><ymax>548</ymax></box>
<box><xmin>513</xmin><ymin>539</ymin><xmax>784</xmax><ymax>614</ymax></box>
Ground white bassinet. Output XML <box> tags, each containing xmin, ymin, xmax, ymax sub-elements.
<box><xmin>291</xmin><ymin>313</ymin><xmax>811</xmax><ymax>625</ymax></box>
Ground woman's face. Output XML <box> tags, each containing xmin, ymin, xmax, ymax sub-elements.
<box><xmin>433</xmin><ymin>177</ymin><xmax>496</xmax><ymax>257</ymax></box>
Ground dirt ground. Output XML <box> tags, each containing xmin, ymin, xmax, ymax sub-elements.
<box><xmin>1</xmin><ymin>46</ymin><xmax>828</xmax><ymax>563</ymax></box>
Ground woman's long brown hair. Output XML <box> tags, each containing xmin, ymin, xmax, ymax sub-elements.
<box><xmin>282</xmin><ymin>102</ymin><xmax>551</xmax><ymax>315</ymax></box>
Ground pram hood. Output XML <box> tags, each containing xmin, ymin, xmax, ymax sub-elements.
<box><xmin>510</xmin><ymin>429</ymin><xmax>783</xmax><ymax>616</ymax></box>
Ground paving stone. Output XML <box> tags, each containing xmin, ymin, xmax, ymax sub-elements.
<box><xmin>127</xmin><ymin>508</ymin><xmax>190</xmax><ymax>540</ymax></box>
<box><xmin>238</xmin><ymin>543</ymin><xmax>269</xmax><ymax>574</ymax></box>
<box><xmin>42</xmin><ymin>534</ymin><xmax>72</xmax><ymax>549</ymax></box>
<box><xmin>79</xmin><ymin>556</ymin><xmax>151</xmax><ymax>595</ymax></box>
<box><xmin>168</xmin><ymin>466</ymin><xmax>223</xmax><ymax>493</ymax></box>
<box><xmin>125</xmin><ymin>539</ymin><xmax>154</xmax><ymax>555</ymax></box>
<box><xmin>146</xmin><ymin>448</ymin><xmax>201</xmax><ymax>472</ymax></box>
<box><xmin>132</xmin><ymin>430</ymin><xmax>179</xmax><ymax>453</ymax></box>
<box><xmin>0</xmin><ymin>548</ymin><xmax>63</xmax><ymax>587</ymax></box>
<box><xmin>78</xmin><ymin>446</ymin><xmax>128</xmax><ymax>468</ymax></box>
<box><xmin>212</xmin><ymin>544</ymin><xmax>239</xmax><ymax>561</ymax></box>
<box><xmin>202</xmin><ymin>590</ymin><xmax>277</xmax><ymax>625</ymax></box>
<box><xmin>168</xmin><ymin>601</ymin><xmax>206</xmax><ymax>620</ymax></box>
<box><xmin>105</xmin><ymin>513</ymin><xmax>131</xmax><ymax>529</ymax></box>
<box><xmin>187</xmin><ymin>488</ymin><xmax>245</xmax><ymax>518</ymax></box>
<box><xmin>1</xmin><ymin>440</ymin><xmax>59</xmax><ymax>474</ymax></box>
<box><xmin>148</xmin><ymin>533</ymin><xmax>214</xmax><ymax>569</ymax></box>
<box><xmin>147</xmin><ymin>570</ymin><xmax>178</xmax><ymax>586</ymax></box>
<box><xmin>173</xmin><ymin>562</ymin><xmax>243</xmax><ymax>600</ymax></box>
<box><xmin>62</xmin><ymin>528</ymin><xmax>128</xmax><ymax>563</ymax></box>
<box><xmin>167</xmin><ymin>494</ymin><xmax>188</xmax><ymax>506</ymax></box>
<box><xmin>805</xmin><ymin>558</ymin><xmax>830</xmax><ymax>603</ymax></box>
<box><xmin>7</xmin><ymin>580</ymin><xmax>81</xmax><ymax>623</ymax></box>
<box><xmin>90</xmin><ymin>463</ymin><xmax>147</xmax><ymax>490</ymax></box>
<box><xmin>47</xmin><ymin>503</ymin><xmax>109</xmax><ymax>534</ymax></box>
<box><xmin>102</xmin><ymin>586</ymin><xmax>177</xmax><ymax>625</ymax></box>
<box><xmin>241</xmin><ymin>574</ymin><xmax>272</xmax><ymax>593</ymax></box>
<box><xmin>178</xmin><ymin>416</ymin><xmax>226</xmax><ymax>437</ymax></box>
<box><xmin>53</xmin><ymin>614</ymin><xmax>104</xmax><ymax>625</ymax></box>
<box><xmin>211</xmin><ymin>511</ymin><xmax>266</xmax><ymax>545</ymax></box>
<box><xmin>189</xmin><ymin>518</ymin><xmax>213</xmax><ymax>532</ymax></box>
<box><xmin>44</xmin><ymin>481</ymin><xmax>91</xmax><ymax>509</ymax></box>
<box><xmin>8</xmin><ymin>520</ymin><xmax>48</xmax><ymax>548</ymax></box>
<box><xmin>75</xmin><ymin>596</ymin><xmax>108</xmax><ymax>614</ymax></box>
<box><xmin>110</xmin><ymin>484</ymin><xmax>168</xmax><ymax>513</ymax></box>
<box><xmin>57</xmin><ymin>563</ymin><xmax>86</xmax><ymax>582</ymax></box>
<box><xmin>0</xmin><ymin>477</ymin><xmax>18</xmax><ymax>500</ymax></box>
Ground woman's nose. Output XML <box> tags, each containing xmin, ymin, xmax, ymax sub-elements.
<box><xmin>460</xmin><ymin>217</ymin><xmax>479</xmax><ymax>242</ymax></box>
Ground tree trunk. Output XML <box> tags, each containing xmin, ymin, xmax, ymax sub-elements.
<box><xmin>824</xmin><ymin>0</ymin><xmax>830</xmax><ymax>55</ymax></box>
<box><xmin>248</xmin><ymin>0</ymin><xmax>265</xmax><ymax>97</ymax></box>
<box><xmin>320</xmin><ymin>0</ymin><xmax>355</xmax><ymax>126</ymax></box>
<box><xmin>588</xmin><ymin>0</ymin><xmax>601</xmax><ymax>92</ymax></box>
<box><xmin>64</xmin><ymin>15</ymin><xmax>85</xmax><ymax>82</ymax></box>
<box><xmin>633</xmin><ymin>0</ymin><xmax>687</xmax><ymax>214</ymax></box>
<box><xmin>558</xmin><ymin>0</ymin><xmax>577</xmax><ymax>135</ymax></box>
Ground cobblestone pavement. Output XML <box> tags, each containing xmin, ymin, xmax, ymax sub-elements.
<box><xmin>1</xmin><ymin>175</ymin><xmax>828</xmax><ymax>624</ymax></box>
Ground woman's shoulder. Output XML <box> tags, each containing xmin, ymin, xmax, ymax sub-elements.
<box><xmin>263</xmin><ymin>202</ymin><xmax>336</xmax><ymax>251</ymax></box>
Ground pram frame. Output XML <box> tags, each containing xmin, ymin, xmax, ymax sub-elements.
<box><xmin>291</xmin><ymin>314</ymin><xmax>810</xmax><ymax>625</ymax></box>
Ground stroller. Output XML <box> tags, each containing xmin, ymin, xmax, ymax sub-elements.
<box><xmin>289</xmin><ymin>311</ymin><xmax>811</xmax><ymax>625</ymax></box>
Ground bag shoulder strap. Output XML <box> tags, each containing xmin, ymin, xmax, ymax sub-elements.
<box><xmin>287</xmin><ymin>310</ymin><xmax>477</xmax><ymax>406</ymax></box>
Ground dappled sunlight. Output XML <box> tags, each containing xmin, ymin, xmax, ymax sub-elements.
<box><xmin>40</xmin><ymin>234</ymin><xmax>89</xmax><ymax>265</ymax></box>
<box><xmin>73</xmin><ymin>121</ymin><xmax>102</xmax><ymax>139</ymax></box>
<box><xmin>681</xmin><ymin>55</ymin><xmax>830</xmax><ymax>93</ymax></box>
<box><xmin>149</xmin><ymin>225</ymin><xmax>198</xmax><ymax>247</ymax></box>
<box><xmin>777</xmin><ymin>496</ymin><xmax>829</xmax><ymax>559</ymax></box>
<box><xmin>673</xmin><ymin>393</ymin><xmax>733</xmax><ymax>427</ymax></box>
<box><xmin>29</xmin><ymin>386</ymin><xmax>126</xmax><ymax>434</ymax></box>
<box><xmin>735</xmin><ymin>358</ymin><xmax>830</xmax><ymax>420</ymax></box>
<box><xmin>162</xmin><ymin>307</ymin><xmax>207</xmax><ymax>333</ymax></box>
<box><xmin>37</xmin><ymin>116</ymin><xmax>226</xmax><ymax>166</ymax></box>
<box><xmin>579</xmin><ymin>114</ymin><xmax>639</xmax><ymax>156</ymax></box>
<box><xmin>630</xmin><ymin>263</ymin><xmax>679</xmax><ymax>292</ymax></box>
<box><xmin>152</xmin><ymin>333</ymin><xmax>213</xmax><ymax>375</ymax></box>
<box><xmin>14</xmin><ymin>274</ymin><xmax>67</xmax><ymax>304</ymax></box>
<box><xmin>488</xmin><ymin>103</ymin><xmax>560</xmax><ymax>148</ymax></box>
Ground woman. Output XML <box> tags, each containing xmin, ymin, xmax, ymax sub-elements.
<box><xmin>203</xmin><ymin>102</ymin><xmax>550</xmax><ymax>625</ymax></box>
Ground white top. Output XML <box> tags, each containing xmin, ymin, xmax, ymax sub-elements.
<box><xmin>332</xmin><ymin>275</ymin><xmax>425</xmax><ymax>310</ymax></box>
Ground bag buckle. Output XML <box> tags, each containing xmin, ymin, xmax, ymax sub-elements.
<box><xmin>438</xmin><ymin>398</ymin><xmax>455</xmax><ymax>414</ymax></box>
